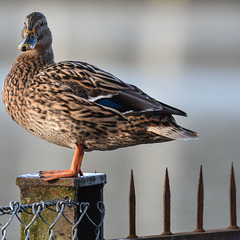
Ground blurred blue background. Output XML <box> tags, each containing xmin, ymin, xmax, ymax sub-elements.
<box><xmin>0</xmin><ymin>0</ymin><xmax>240</xmax><ymax>239</ymax></box>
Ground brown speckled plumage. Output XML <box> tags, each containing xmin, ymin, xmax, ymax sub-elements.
<box><xmin>2</xmin><ymin>12</ymin><xmax>198</xmax><ymax>181</ymax></box>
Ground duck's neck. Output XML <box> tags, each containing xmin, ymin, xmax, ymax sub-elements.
<box><xmin>21</xmin><ymin>46</ymin><xmax>55</xmax><ymax>67</ymax></box>
<box><xmin>5</xmin><ymin>47</ymin><xmax>55</xmax><ymax>88</ymax></box>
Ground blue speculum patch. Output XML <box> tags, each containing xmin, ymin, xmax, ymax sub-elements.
<box><xmin>97</xmin><ymin>99</ymin><xmax>125</xmax><ymax>112</ymax></box>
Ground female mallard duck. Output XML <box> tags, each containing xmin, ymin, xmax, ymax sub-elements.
<box><xmin>2</xmin><ymin>12</ymin><xmax>198</xmax><ymax>181</ymax></box>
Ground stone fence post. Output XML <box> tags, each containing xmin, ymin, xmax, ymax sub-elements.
<box><xmin>16</xmin><ymin>173</ymin><xmax>106</xmax><ymax>240</ymax></box>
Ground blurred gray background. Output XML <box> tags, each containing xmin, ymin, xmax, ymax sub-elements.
<box><xmin>1</xmin><ymin>0</ymin><xmax>240</xmax><ymax>239</ymax></box>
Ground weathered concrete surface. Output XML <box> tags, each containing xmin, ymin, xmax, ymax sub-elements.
<box><xmin>16</xmin><ymin>173</ymin><xmax>106</xmax><ymax>240</ymax></box>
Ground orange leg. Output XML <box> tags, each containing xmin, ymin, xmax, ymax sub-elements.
<box><xmin>40</xmin><ymin>144</ymin><xmax>84</xmax><ymax>181</ymax></box>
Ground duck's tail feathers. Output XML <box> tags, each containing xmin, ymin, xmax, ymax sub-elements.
<box><xmin>147</xmin><ymin>123</ymin><xmax>198</xmax><ymax>141</ymax></box>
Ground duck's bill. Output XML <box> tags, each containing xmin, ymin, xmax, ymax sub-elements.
<box><xmin>18</xmin><ymin>29</ymin><xmax>37</xmax><ymax>51</ymax></box>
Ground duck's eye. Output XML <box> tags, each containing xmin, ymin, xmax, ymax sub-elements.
<box><xmin>40</xmin><ymin>21</ymin><xmax>45</xmax><ymax>26</ymax></box>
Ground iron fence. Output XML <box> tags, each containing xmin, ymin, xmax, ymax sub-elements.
<box><xmin>119</xmin><ymin>163</ymin><xmax>240</xmax><ymax>240</ymax></box>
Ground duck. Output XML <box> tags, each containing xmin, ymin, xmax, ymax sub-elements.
<box><xmin>2</xmin><ymin>12</ymin><xmax>198</xmax><ymax>181</ymax></box>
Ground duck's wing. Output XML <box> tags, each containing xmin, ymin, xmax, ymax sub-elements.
<box><xmin>40</xmin><ymin>61</ymin><xmax>186</xmax><ymax>116</ymax></box>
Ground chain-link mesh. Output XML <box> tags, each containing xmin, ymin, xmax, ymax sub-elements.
<box><xmin>0</xmin><ymin>197</ymin><xmax>105</xmax><ymax>240</ymax></box>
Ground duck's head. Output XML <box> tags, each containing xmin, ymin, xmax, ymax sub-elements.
<box><xmin>19</xmin><ymin>12</ymin><xmax>52</xmax><ymax>53</ymax></box>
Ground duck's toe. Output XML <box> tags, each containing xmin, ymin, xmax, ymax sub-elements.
<box><xmin>39</xmin><ymin>169</ymin><xmax>80</xmax><ymax>181</ymax></box>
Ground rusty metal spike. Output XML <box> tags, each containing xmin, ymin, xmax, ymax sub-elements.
<box><xmin>194</xmin><ymin>165</ymin><xmax>205</xmax><ymax>232</ymax></box>
<box><xmin>228</xmin><ymin>162</ymin><xmax>239</xmax><ymax>229</ymax></box>
<box><xmin>127</xmin><ymin>169</ymin><xmax>138</xmax><ymax>239</ymax></box>
<box><xmin>161</xmin><ymin>168</ymin><xmax>172</xmax><ymax>235</ymax></box>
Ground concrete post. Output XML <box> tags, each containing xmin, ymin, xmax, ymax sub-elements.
<box><xmin>16</xmin><ymin>173</ymin><xmax>106</xmax><ymax>240</ymax></box>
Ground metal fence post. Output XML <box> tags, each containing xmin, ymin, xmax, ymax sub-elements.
<box><xmin>16</xmin><ymin>173</ymin><xmax>106</xmax><ymax>240</ymax></box>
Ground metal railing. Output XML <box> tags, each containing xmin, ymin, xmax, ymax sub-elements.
<box><xmin>119</xmin><ymin>163</ymin><xmax>240</xmax><ymax>240</ymax></box>
<box><xmin>0</xmin><ymin>197</ymin><xmax>105</xmax><ymax>240</ymax></box>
